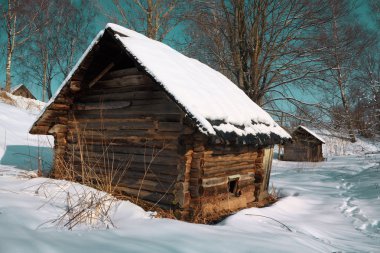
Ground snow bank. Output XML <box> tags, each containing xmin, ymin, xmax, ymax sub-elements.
<box><xmin>0</xmin><ymin>91</ymin><xmax>45</xmax><ymax>112</ymax></box>
<box><xmin>0</xmin><ymin>97</ymin><xmax>52</xmax><ymax>161</ymax></box>
<box><xmin>310</xmin><ymin>128</ymin><xmax>380</xmax><ymax>156</ymax></box>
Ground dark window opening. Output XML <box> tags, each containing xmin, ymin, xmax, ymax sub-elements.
<box><xmin>228</xmin><ymin>178</ymin><xmax>241</xmax><ymax>197</ymax></box>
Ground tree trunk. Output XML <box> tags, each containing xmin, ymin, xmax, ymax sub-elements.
<box><xmin>331</xmin><ymin>8</ymin><xmax>356</xmax><ymax>142</ymax></box>
<box><xmin>5</xmin><ymin>4</ymin><xmax>16</xmax><ymax>92</ymax></box>
<box><xmin>5</xmin><ymin>40</ymin><xmax>13</xmax><ymax>92</ymax></box>
<box><xmin>146</xmin><ymin>0</ymin><xmax>155</xmax><ymax>39</ymax></box>
<box><xmin>337</xmin><ymin>70</ymin><xmax>356</xmax><ymax>142</ymax></box>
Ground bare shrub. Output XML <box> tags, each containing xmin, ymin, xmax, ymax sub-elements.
<box><xmin>0</xmin><ymin>91</ymin><xmax>15</xmax><ymax>105</ymax></box>
<box><xmin>34</xmin><ymin>180</ymin><xmax>119</xmax><ymax>230</ymax></box>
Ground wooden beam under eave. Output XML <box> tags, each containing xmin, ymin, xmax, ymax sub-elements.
<box><xmin>69</xmin><ymin>81</ymin><xmax>81</xmax><ymax>93</ymax></box>
<box><xmin>88</xmin><ymin>62</ymin><xmax>115</xmax><ymax>88</ymax></box>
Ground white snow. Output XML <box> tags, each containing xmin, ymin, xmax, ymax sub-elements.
<box><xmin>309</xmin><ymin>128</ymin><xmax>379</xmax><ymax>156</ymax></box>
<box><xmin>34</xmin><ymin>24</ymin><xmax>290</xmax><ymax>141</ymax></box>
<box><xmin>0</xmin><ymin>154</ymin><xmax>379</xmax><ymax>252</ymax></box>
<box><xmin>3</xmin><ymin>92</ymin><xmax>45</xmax><ymax>112</ymax></box>
<box><xmin>0</xmin><ymin>95</ymin><xmax>51</xmax><ymax>159</ymax></box>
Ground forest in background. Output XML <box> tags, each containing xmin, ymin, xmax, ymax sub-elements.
<box><xmin>0</xmin><ymin>0</ymin><xmax>379</xmax><ymax>141</ymax></box>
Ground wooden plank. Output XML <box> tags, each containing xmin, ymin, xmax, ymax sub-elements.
<box><xmin>66</xmin><ymin>130</ymin><xmax>180</xmax><ymax>141</ymax></box>
<box><xmin>71</xmin><ymin>113</ymin><xmax>182</xmax><ymax>122</ymax></box>
<box><xmin>66</xmin><ymin>137</ymin><xmax>178</xmax><ymax>149</ymax></box>
<box><xmin>88</xmin><ymin>62</ymin><xmax>115</xmax><ymax>88</ymax></box>
<box><xmin>70</xmin><ymin>81</ymin><xmax>81</xmax><ymax>92</ymax></box>
<box><xmin>78</xmin><ymin>90</ymin><xmax>167</xmax><ymax>103</ymax></box>
<box><xmin>73</xmin><ymin>101</ymin><xmax>131</xmax><ymax>111</ymax></box>
<box><xmin>115</xmin><ymin>186</ymin><xmax>175</xmax><ymax>205</ymax></box>
<box><xmin>158</xmin><ymin>122</ymin><xmax>183</xmax><ymax>132</ymax></box>
<box><xmin>66</xmin><ymin>143</ymin><xmax>178</xmax><ymax>158</ymax></box>
<box><xmin>73</xmin><ymin>103</ymin><xmax>180</xmax><ymax>115</ymax></box>
<box><xmin>89</xmin><ymin>84</ymin><xmax>156</xmax><ymax>94</ymax></box>
<box><xmin>97</xmin><ymin>74</ymin><xmax>154</xmax><ymax>88</ymax></box>
<box><xmin>50</xmin><ymin>103</ymin><xmax>70</xmax><ymax>110</ymax></box>
<box><xmin>68</xmin><ymin>152</ymin><xmax>179</xmax><ymax>166</ymax></box>
<box><xmin>102</xmin><ymin>67</ymin><xmax>141</xmax><ymax>79</ymax></box>
<box><xmin>68</xmin><ymin>120</ymin><xmax>155</xmax><ymax>130</ymax></box>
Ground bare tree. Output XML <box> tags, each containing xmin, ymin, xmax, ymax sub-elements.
<box><xmin>1</xmin><ymin>0</ymin><xmax>40</xmax><ymax>92</ymax></box>
<box><xmin>102</xmin><ymin>0</ymin><xmax>186</xmax><ymax>41</ymax></box>
<box><xmin>308</xmin><ymin>0</ymin><xmax>374</xmax><ymax>142</ymax></box>
<box><xmin>19</xmin><ymin>0</ymin><xmax>95</xmax><ymax>101</ymax></box>
<box><xmin>350</xmin><ymin>1</ymin><xmax>380</xmax><ymax>137</ymax></box>
<box><xmin>186</xmin><ymin>0</ymin><xmax>330</xmax><ymax>119</ymax></box>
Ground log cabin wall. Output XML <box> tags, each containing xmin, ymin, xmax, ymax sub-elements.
<box><xmin>283</xmin><ymin>136</ymin><xmax>323</xmax><ymax>162</ymax></box>
<box><xmin>177</xmin><ymin>133</ymin><xmax>271</xmax><ymax>220</ymax></box>
<box><xmin>61</xmin><ymin>67</ymin><xmax>189</xmax><ymax>209</ymax></box>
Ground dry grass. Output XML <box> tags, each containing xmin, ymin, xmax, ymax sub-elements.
<box><xmin>48</xmin><ymin>118</ymin><xmax>177</xmax><ymax>228</ymax></box>
<box><xmin>0</xmin><ymin>91</ymin><xmax>15</xmax><ymax>105</ymax></box>
<box><xmin>33</xmin><ymin>179</ymin><xmax>118</xmax><ymax>230</ymax></box>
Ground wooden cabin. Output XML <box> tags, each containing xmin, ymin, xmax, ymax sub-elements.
<box><xmin>11</xmin><ymin>84</ymin><xmax>36</xmax><ymax>100</ymax></box>
<box><xmin>29</xmin><ymin>24</ymin><xmax>290</xmax><ymax>221</ymax></box>
<box><xmin>283</xmin><ymin>126</ymin><xmax>325</xmax><ymax>162</ymax></box>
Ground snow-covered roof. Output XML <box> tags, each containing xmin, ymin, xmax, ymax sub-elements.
<box><xmin>31</xmin><ymin>23</ymin><xmax>291</xmax><ymax>145</ymax></box>
<box><xmin>296</xmin><ymin>126</ymin><xmax>325</xmax><ymax>143</ymax></box>
<box><xmin>10</xmin><ymin>84</ymin><xmax>24</xmax><ymax>93</ymax></box>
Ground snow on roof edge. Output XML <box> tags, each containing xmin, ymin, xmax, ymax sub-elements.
<box><xmin>298</xmin><ymin>126</ymin><xmax>325</xmax><ymax>143</ymax></box>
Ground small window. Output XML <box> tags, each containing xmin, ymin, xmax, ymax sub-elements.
<box><xmin>228</xmin><ymin>178</ymin><xmax>241</xmax><ymax>197</ymax></box>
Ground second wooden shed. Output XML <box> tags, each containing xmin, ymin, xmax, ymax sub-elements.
<box><xmin>11</xmin><ymin>84</ymin><xmax>36</xmax><ymax>100</ymax></box>
<box><xmin>283</xmin><ymin>126</ymin><xmax>325</xmax><ymax>162</ymax></box>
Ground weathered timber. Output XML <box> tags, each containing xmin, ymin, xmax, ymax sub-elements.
<box><xmin>73</xmin><ymin>101</ymin><xmax>131</xmax><ymax>110</ymax></box>
<box><xmin>88</xmin><ymin>62</ymin><xmax>115</xmax><ymax>88</ymax></box>
<box><xmin>66</xmin><ymin>143</ymin><xmax>179</xmax><ymax>158</ymax></box>
<box><xmin>96</xmin><ymin>74</ymin><xmax>154</xmax><ymax>88</ymax></box>
<box><xmin>102</xmin><ymin>67</ymin><xmax>141</xmax><ymax>79</ymax></box>
<box><xmin>70</xmin><ymin>81</ymin><xmax>81</xmax><ymax>92</ymax></box>
<box><xmin>77</xmin><ymin>90</ymin><xmax>167</xmax><ymax>103</ymax></box>
<box><xmin>115</xmin><ymin>186</ymin><xmax>175</xmax><ymax>205</ymax></box>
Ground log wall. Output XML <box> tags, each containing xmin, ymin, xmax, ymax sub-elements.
<box><xmin>176</xmin><ymin>131</ymin><xmax>269</xmax><ymax>221</ymax></box>
<box><xmin>283</xmin><ymin>128</ymin><xmax>324</xmax><ymax>162</ymax></box>
<box><xmin>61</xmin><ymin>67</ymin><xmax>188</xmax><ymax>208</ymax></box>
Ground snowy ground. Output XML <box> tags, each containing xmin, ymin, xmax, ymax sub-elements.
<box><xmin>1</xmin><ymin>155</ymin><xmax>379</xmax><ymax>253</ymax></box>
<box><xmin>0</xmin><ymin>98</ymin><xmax>379</xmax><ymax>252</ymax></box>
<box><xmin>0</xmin><ymin>94</ymin><xmax>52</xmax><ymax>168</ymax></box>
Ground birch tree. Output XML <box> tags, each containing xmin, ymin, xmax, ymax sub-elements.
<box><xmin>1</xmin><ymin>0</ymin><xmax>39</xmax><ymax>91</ymax></box>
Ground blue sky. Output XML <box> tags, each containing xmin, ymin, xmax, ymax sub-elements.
<box><xmin>0</xmin><ymin>0</ymin><xmax>377</xmax><ymax>101</ymax></box>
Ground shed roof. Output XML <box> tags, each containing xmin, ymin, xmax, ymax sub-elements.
<box><xmin>11</xmin><ymin>84</ymin><xmax>36</xmax><ymax>99</ymax></box>
<box><xmin>295</xmin><ymin>126</ymin><xmax>325</xmax><ymax>143</ymax></box>
<box><xmin>10</xmin><ymin>84</ymin><xmax>24</xmax><ymax>93</ymax></box>
<box><xmin>30</xmin><ymin>23</ymin><xmax>291</xmax><ymax>145</ymax></box>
